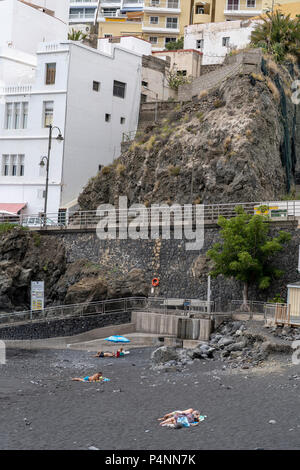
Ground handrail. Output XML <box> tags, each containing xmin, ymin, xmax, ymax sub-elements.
<box><xmin>7</xmin><ymin>200</ymin><xmax>299</xmax><ymax>229</ymax></box>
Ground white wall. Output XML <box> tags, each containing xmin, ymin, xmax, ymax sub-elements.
<box><xmin>98</xmin><ymin>36</ymin><xmax>152</xmax><ymax>56</ymax></box>
<box><xmin>61</xmin><ymin>42</ymin><xmax>142</xmax><ymax>206</ymax></box>
<box><xmin>184</xmin><ymin>21</ymin><xmax>256</xmax><ymax>65</ymax></box>
<box><xmin>26</xmin><ymin>0</ymin><xmax>69</xmax><ymax>24</ymax></box>
<box><xmin>0</xmin><ymin>0</ymin><xmax>68</xmax><ymax>55</ymax></box>
<box><xmin>0</xmin><ymin>45</ymin><xmax>68</xmax><ymax>214</ymax></box>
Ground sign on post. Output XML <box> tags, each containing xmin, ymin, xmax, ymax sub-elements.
<box><xmin>31</xmin><ymin>281</ymin><xmax>44</xmax><ymax>312</ymax></box>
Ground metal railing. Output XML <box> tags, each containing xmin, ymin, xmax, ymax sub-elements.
<box><xmin>136</xmin><ymin>297</ymin><xmax>216</xmax><ymax>316</ymax></box>
<box><xmin>8</xmin><ymin>200</ymin><xmax>299</xmax><ymax>230</ymax></box>
<box><xmin>0</xmin><ymin>297</ymin><xmax>147</xmax><ymax>325</ymax></box>
<box><xmin>0</xmin><ymin>296</ymin><xmax>215</xmax><ymax>325</ymax></box>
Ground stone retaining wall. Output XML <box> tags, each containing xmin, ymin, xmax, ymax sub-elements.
<box><xmin>0</xmin><ymin>311</ymin><xmax>131</xmax><ymax>340</ymax></box>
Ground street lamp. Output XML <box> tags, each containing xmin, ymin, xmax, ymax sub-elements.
<box><xmin>39</xmin><ymin>124</ymin><xmax>64</xmax><ymax>227</ymax></box>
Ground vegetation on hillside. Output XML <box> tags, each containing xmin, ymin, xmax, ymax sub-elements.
<box><xmin>251</xmin><ymin>11</ymin><xmax>300</xmax><ymax>62</ymax></box>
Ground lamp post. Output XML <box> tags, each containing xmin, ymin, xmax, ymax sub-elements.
<box><xmin>39</xmin><ymin>124</ymin><xmax>64</xmax><ymax>227</ymax></box>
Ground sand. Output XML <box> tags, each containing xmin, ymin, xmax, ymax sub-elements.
<box><xmin>1</xmin><ymin>347</ymin><xmax>300</xmax><ymax>450</ymax></box>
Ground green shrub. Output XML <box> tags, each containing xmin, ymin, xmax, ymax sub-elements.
<box><xmin>0</xmin><ymin>223</ymin><xmax>18</xmax><ymax>234</ymax></box>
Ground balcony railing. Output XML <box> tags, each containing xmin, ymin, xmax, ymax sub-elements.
<box><xmin>0</xmin><ymin>85</ymin><xmax>32</xmax><ymax>95</ymax></box>
<box><xmin>145</xmin><ymin>0</ymin><xmax>180</xmax><ymax>8</ymax></box>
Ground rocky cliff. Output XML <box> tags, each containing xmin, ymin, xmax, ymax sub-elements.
<box><xmin>0</xmin><ymin>227</ymin><xmax>148</xmax><ymax>312</ymax></box>
<box><xmin>78</xmin><ymin>56</ymin><xmax>300</xmax><ymax>209</ymax></box>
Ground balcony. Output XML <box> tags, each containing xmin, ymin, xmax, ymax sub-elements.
<box><xmin>224</xmin><ymin>0</ymin><xmax>262</xmax><ymax>17</ymax></box>
<box><xmin>69</xmin><ymin>1</ymin><xmax>98</xmax><ymax>5</ymax></box>
<box><xmin>69</xmin><ymin>11</ymin><xmax>96</xmax><ymax>21</ymax></box>
<box><xmin>144</xmin><ymin>0</ymin><xmax>180</xmax><ymax>14</ymax></box>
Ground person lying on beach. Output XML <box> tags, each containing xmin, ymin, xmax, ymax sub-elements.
<box><xmin>158</xmin><ymin>409</ymin><xmax>201</xmax><ymax>427</ymax></box>
<box><xmin>93</xmin><ymin>351</ymin><xmax>115</xmax><ymax>358</ymax></box>
<box><xmin>72</xmin><ymin>372</ymin><xmax>103</xmax><ymax>382</ymax></box>
<box><xmin>93</xmin><ymin>348</ymin><xmax>126</xmax><ymax>358</ymax></box>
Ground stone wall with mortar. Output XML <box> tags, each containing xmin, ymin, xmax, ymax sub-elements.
<box><xmin>0</xmin><ymin>311</ymin><xmax>130</xmax><ymax>340</ymax></box>
<box><xmin>41</xmin><ymin>221</ymin><xmax>300</xmax><ymax>308</ymax></box>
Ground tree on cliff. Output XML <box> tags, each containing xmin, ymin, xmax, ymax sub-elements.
<box><xmin>251</xmin><ymin>11</ymin><xmax>300</xmax><ymax>62</ymax></box>
<box><xmin>207</xmin><ymin>207</ymin><xmax>291</xmax><ymax>307</ymax></box>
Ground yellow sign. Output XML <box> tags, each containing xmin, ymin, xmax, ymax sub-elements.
<box><xmin>254</xmin><ymin>206</ymin><xmax>278</xmax><ymax>215</ymax></box>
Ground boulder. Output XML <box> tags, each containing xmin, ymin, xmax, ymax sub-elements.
<box><xmin>151</xmin><ymin>346</ymin><xmax>179</xmax><ymax>365</ymax></box>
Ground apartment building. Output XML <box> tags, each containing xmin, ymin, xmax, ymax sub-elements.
<box><xmin>0</xmin><ymin>1</ymin><xmax>143</xmax><ymax>215</ymax></box>
<box><xmin>69</xmin><ymin>0</ymin><xmax>193</xmax><ymax>50</ymax></box>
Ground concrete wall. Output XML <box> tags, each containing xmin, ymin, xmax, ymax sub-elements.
<box><xmin>153</xmin><ymin>49</ymin><xmax>202</xmax><ymax>78</ymax></box>
<box><xmin>62</xmin><ymin>42</ymin><xmax>142</xmax><ymax>206</ymax></box>
<box><xmin>141</xmin><ymin>54</ymin><xmax>175</xmax><ymax>102</ymax></box>
<box><xmin>178</xmin><ymin>49</ymin><xmax>261</xmax><ymax>101</ymax></box>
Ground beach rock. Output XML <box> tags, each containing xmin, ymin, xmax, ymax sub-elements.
<box><xmin>226</xmin><ymin>340</ymin><xmax>247</xmax><ymax>352</ymax></box>
<box><xmin>218</xmin><ymin>337</ymin><xmax>234</xmax><ymax>347</ymax></box>
<box><xmin>151</xmin><ymin>347</ymin><xmax>179</xmax><ymax>365</ymax></box>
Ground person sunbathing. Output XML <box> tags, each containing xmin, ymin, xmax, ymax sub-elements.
<box><xmin>72</xmin><ymin>372</ymin><xmax>103</xmax><ymax>382</ymax></box>
<box><xmin>158</xmin><ymin>409</ymin><xmax>201</xmax><ymax>426</ymax></box>
<box><xmin>93</xmin><ymin>351</ymin><xmax>115</xmax><ymax>358</ymax></box>
<box><xmin>93</xmin><ymin>347</ymin><xmax>126</xmax><ymax>358</ymax></box>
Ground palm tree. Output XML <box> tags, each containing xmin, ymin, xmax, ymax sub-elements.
<box><xmin>251</xmin><ymin>11</ymin><xmax>300</xmax><ymax>62</ymax></box>
<box><xmin>68</xmin><ymin>28</ymin><xmax>88</xmax><ymax>42</ymax></box>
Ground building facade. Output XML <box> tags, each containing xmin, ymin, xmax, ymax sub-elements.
<box><xmin>184</xmin><ymin>19</ymin><xmax>256</xmax><ymax>65</ymax></box>
<box><xmin>0</xmin><ymin>3</ymin><xmax>143</xmax><ymax>215</ymax></box>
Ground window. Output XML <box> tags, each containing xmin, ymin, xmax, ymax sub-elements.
<box><xmin>227</xmin><ymin>0</ymin><xmax>239</xmax><ymax>10</ymax></box>
<box><xmin>149</xmin><ymin>36</ymin><xmax>158</xmax><ymax>44</ymax></box>
<box><xmin>196</xmin><ymin>39</ymin><xmax>204</xmax><ymax>49</ymax></box>
<box><xmin>150</xmin><ymin>16</ymin><xmax>159</xmax><ymax>24</ymax></box>
<box><xmin>150</xmin><ymin>0</ymin><xmax>160</xmax><ymax>5</ymax></box>
<box><xmin>14</xmin><ymin>103</ymin><xmax>21</xmax><ymax>129</ymax></box>
<box><xmin>45</xmin><ymin>63</ymin><xmax>56</xmax><ymax>85</ymax></box>
<box><xmin>168</xmin><ymin>0</ymin><xmax>179</xmax><ymax>7</ymax></box>
<box><xmin>196</xmin><ymin>5</ymin><xmax>205</xmax><ymax>14</ymax></box>
<box><xmin>5</xmin><ymin>102</ymin><xmax>28</xmax><ymax>129</ymax></box>
<box><xmin>166</xmin><ymin>17</ymin><xmax>178</xmax><ymax>29</ymax></box>
<box><xmin>1</xmin><ymin>154</ymin><xmax>24</xmax><ymax>176</ymax></box>
<box><xmin>247</xmin><ymin>0</ymin><xmax>255</xmax><ymax>6</ymax></box>
<box><xmin>104</xmin><ymin>34</ymin><xmax>112</xmax><ymax>38</ymax></box>
<box><xmin>177</xmin><ymin>70</ymin><xmax>187</xmax><ymax>76</ymax></box>
<box><xmin>120</xmin><ymin>117</ymin><xmax>125</xmax><ymax>124</ymax></box>
<box><xmin>19</xmin><ymin>155</ymin><xmax>25</xmax><ymax>176</ymax></box>
<box><xmin>93</xmin><ymin>81</ymin><xmax>100</xmax><ymax>91</ymax></box>
<box><xmin>142</xmin><ymin>80</ymin><xmax>148</xmax><ymax>87</ymax></box>
<box><xmin>105</xmin><ymin>113</ymin><xmax>111</xmax><ymax>122</ymax></box>
<box><xmin>22</xmin><ymin>103</ymin><xmax>28</xmax><ymax>129</ymax></box>
<box><xmin>222</xmin><ymin>37</ymin><xmax>230</xmax><ymax>47</ymax></box>
<box><xmin>165</xmin><ymin>37</ymin><xmax>177</xmax><ymax>45</ymax></box>
<box><xmin>2</xmin><ymin>155</ymin><xmax>9</xmax><ymax>176</ymax></box>
<box><xmin>5</xmin><ymin>103</ymin><xmax>13</xmax><ymax>129</ymax></box>
<box><xmin>11</xmin><ymin>155</ymin><xmax>17</xmax><ymax>176</ymax></box>
<box><xmin>43</xmin><ymin>101</ymin><xmax>54</xmax><ymax>128</ymax></box>
<box><xmin>113</xmin><ymin>80</ymin><xmax>126</xmax><ymax>99</ymax></box>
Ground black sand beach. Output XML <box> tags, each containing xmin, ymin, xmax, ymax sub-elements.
<box><xmin>1</xmin><ymin>347</ymin><xmax>300</xmax><ymax>450</ymax></box>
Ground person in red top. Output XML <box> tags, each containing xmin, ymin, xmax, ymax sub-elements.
<box><xmin>116</xmin><ymin>347</ymin><xmax>125</xmax><ymax>358</ymax></box>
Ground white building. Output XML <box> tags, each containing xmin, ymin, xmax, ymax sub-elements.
<box><xmin>0</xmin><ymin>2</ymin><xmax>143</xmax><ymax>216</ymax></box>
<box><xmin>0</xmin><ymin>0</ymin><xmax>68</xmax><ymax>55</ymax></box>
<box><xmin>184</xmin><ymin>20</ymin><xmax>256</xmax><ymax>65</ymax></box>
